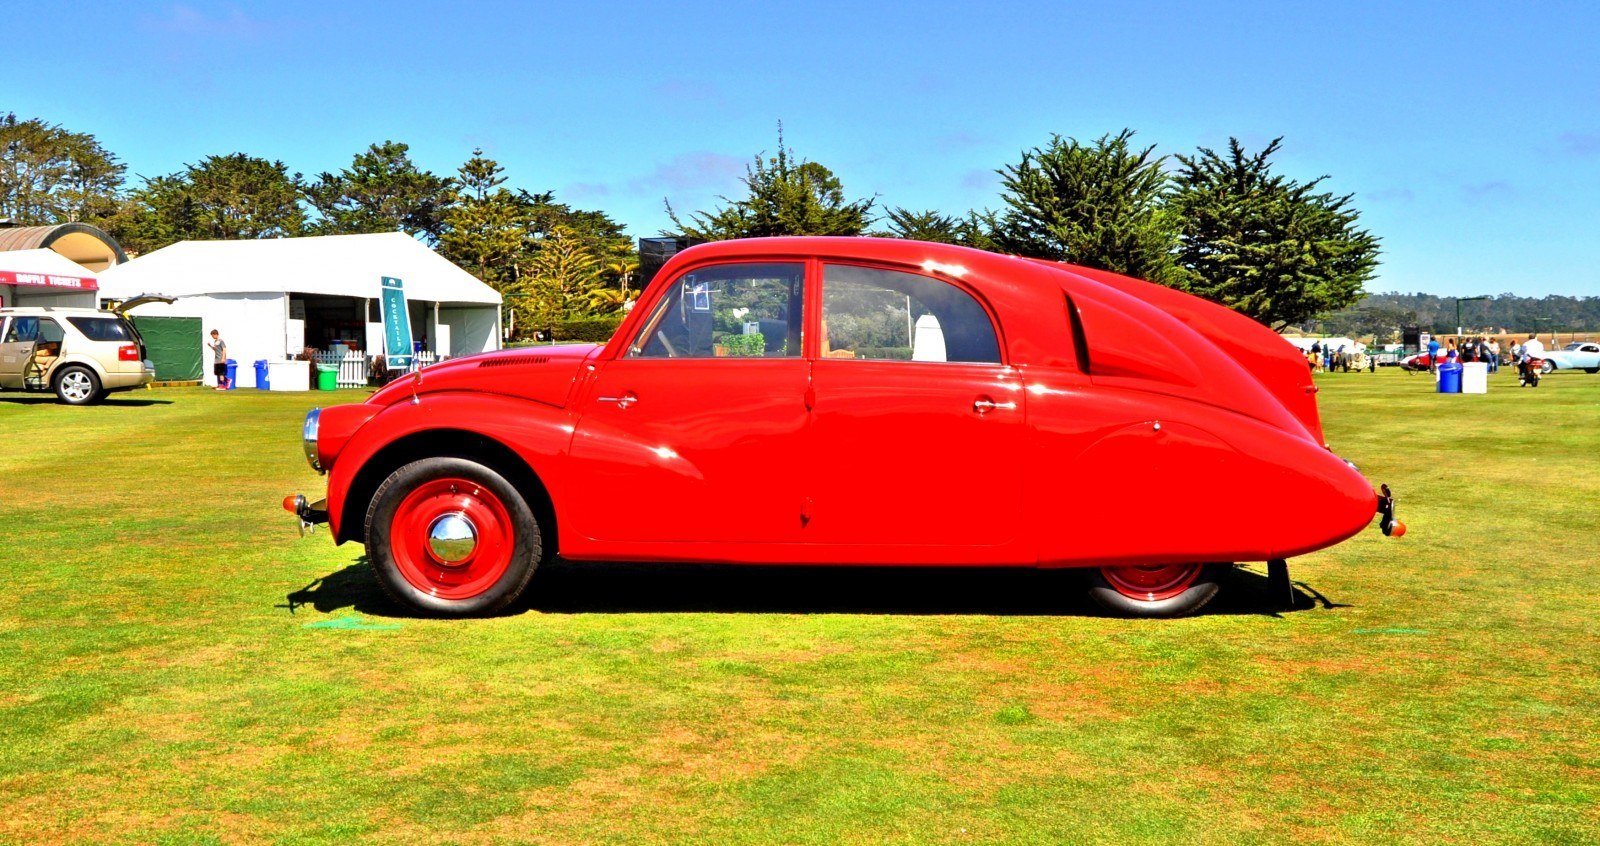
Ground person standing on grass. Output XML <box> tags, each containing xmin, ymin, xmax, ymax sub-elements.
<box><xmin>1489</xmin><ymin>338</ymin><xmax>1501</xmax><ymax>372</ymax></box>
<box><xmin>208</xmin><ymin>329</ymin><xmax>229</xmax><ymax>390</ymax></box>
<box><xmin>1428</xmin><ymin>336</ymin><xmax>1440</xmax><ymax>372</ymax></box>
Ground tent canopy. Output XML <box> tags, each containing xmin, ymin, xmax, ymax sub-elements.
<box><xmin>0</xmin><ymin>248</ymin><xmax>99</xmax><ymax>290</ymax></box>
<box><xmin>97</xmin><ymin>232</ymin><xmax>501</xmax><ymax>305</ymax></box>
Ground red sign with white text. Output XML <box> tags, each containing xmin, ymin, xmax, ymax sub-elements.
<box><xmin>0</xmin><ymin>270</ymin><xmax>98</xmax><ymax>291</ymax></box>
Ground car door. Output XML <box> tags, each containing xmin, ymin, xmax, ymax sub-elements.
<box><xmin>807</xmin><ymin>263</ymin><xmax>1025</xmax><ymax>552</ymax></box>
<box><xmin>566</xmin><ymin>261</ymin><xmax>812</xmax><ymax>544</ymax></box>
<box><xmin>0</xmin><ymin>316</ymin><xmax>38</xmax><ymax>389</ymax></box>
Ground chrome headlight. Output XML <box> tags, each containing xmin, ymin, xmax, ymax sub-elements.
<box><xmin>303</xmin><ymin>408</ymin><xmax>323</xmax><ymax>473</ymax></box>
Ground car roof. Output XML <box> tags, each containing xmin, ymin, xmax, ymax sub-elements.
<box><xmin>0</xmin><ymin>307</ymin><xmax>114</xmax><ymax>315</ymax></box>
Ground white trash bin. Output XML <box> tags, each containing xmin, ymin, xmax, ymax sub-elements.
<box><xmin>266</xmin><ymin>359</ymin><xmax>311</xmax><ymax>391</ymax></box>
<box><xmin>1461</xmin><ymin>362</ymin><xmax>1488</xmax><ymax>394</ymax></box>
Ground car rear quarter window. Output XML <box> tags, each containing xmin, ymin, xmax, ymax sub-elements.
<box><xmin>66</xmin><ymin>316</ymin><xmax>134</xmax><ymax>343</ymax></box>
<box><xmin>820</xmin><ymin>265</ymin><xmax>1001</xmax><ymax>364</ymax></box>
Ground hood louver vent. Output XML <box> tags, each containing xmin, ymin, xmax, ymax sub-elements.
<box><xmin>478</xmin><ymin>355</ymin><xmax>550</xmax><ymax>368</ymax></box>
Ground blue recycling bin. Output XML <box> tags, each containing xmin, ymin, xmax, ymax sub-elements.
<box><xmin>1437</xmin><ymin>361</ymin><xmax>1462</xmax><ymax>393</ymax></box>
<box><xmin>253</xmin><ymin>359</ymin><xmax>270</xmax><ymax>390</ymax></box>
<box><xmin>225</xmin><ymin>359</ymin><xmax>238</xmax><ymax>390</ymax></box>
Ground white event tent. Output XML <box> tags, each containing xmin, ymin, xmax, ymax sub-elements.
<box><xmin>98</xmin><ymin>233</ymin><xmax>502</xmax><ymax>386</ymax></box>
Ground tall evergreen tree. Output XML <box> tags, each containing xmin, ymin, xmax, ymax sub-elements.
<box><xmin>0</xmin><ymin>113</ymin><xmax>125</xmax><ymax>225</ymax></box>
<box><xmin>876</xmin><ymin>207</ymin><xmax>999</xmax><ymax>249</ymax></box>
<box><xmin>304</xmin><ymin>141</ymin><xmax>452</xmax><ymax>242</ymax></box>
<box><xmin>108</xmin><ymin>153</ymin><xmax>304</xmax><ymax>253</ymax></box>
<box><xmin>666</xmin><ymin>127</ymin><xmax>874</xmax><ymax>239</ymax></box>
<box><xmin>878</xmin><ymin>208</ymin><xmax>962</xmax><ymax>243</ymax></box>
<box><xmin>437</xmin><ymin>151</ymin><xmax>525</xmax><ymax>287</ymax></box>
<box><xmin>519</xmin><ymin>224</ymin><xmax>602</xmax><ymax>326</ymax></box>
<box><xmin>1169</xmin><ymin>138</ymin><xmax>1381</xmax><ymax>329</ymax></box>
<box><xmin>990</xmin><ymin>129</ymin><xmax>1177</xmax><ymax>283</ymax></box>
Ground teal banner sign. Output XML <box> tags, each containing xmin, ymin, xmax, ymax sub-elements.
<box><xmin>380</xmin><ymin>276</ymin><xmax>413</xmax><ymax>369</ymax></box>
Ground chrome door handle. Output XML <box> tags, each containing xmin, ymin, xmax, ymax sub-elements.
<box><xmin>972</xmin><ymin>397</ymin><xmax>1016</xmax><ymax>414</ymax></box>
<box><xmin>597</xmin><ymin>391</ymin><xmax>637</xmax><ymax>409</ymax></box>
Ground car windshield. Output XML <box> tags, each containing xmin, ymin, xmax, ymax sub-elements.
<box><xmin>66</xmin><ymin>316</ymin><xmax>134</xmax><ymax>342</ymax></box>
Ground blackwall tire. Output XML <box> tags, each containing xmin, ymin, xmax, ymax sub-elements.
<box><xmin>1088</xmin><ymin>563</ymin><xmax>1225</xmax><ymax>618</ymax></box>
<box><xmin>55</xmin><ymin>366</ymin><xmax>101</xmax><ymax>405</ymax></box>
<box><xmin>365</xmin><ymin>457</ymin><xmax>542</xmax><ymax>616</ymax></box>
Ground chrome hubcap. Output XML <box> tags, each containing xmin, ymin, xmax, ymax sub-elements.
<box><xmin>62</xmin><ymin>372</ymin><xmax>91</xmax><ymax>400</ymax></box>
<box><xmin>426</xmin><ymin>513</ymin><xmax>477</xmax><ymax>564</ymax></box>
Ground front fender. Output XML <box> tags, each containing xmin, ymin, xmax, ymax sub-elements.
<box><xmin>325</xmin><ymin>392</ymin><xmax>580</xmax><ymax>543</ymax></box>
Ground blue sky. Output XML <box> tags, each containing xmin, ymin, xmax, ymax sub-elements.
<box><xmin>6</xmin><ymin>1</ymin><xmax>1597</xmax><ymax>296</ymax></box>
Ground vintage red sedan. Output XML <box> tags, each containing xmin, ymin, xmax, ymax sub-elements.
<box><xmin>286</xmin><ymin>237</ymin><xmax>1399</xmax><ymax>618</ymax></box>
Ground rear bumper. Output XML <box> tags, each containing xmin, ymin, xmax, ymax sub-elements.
<box><xmin>102</xmin><ymin>366</ymin><xmax>155</xmax><ymax>389</ymax></box>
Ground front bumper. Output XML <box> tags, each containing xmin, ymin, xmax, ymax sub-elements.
<box><xmin>283</xmin><ymin>494</ymin><xmax>329</xmax><ymax>537</ymax></box>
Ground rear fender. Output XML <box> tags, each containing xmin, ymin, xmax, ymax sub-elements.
<box><xmin>51</xmin><ymin>355</ymin><xmax>109</xmax><ymax>385</ymax></box>
<box><xmin>1034</xmin><ymin>392</ymin><xmax>1375</xmax><ymax>566</ymax></box>
<box><xmin>326</xmin><ymin>393</ymin><xmax>577</xmax><ymax>545</ymax></box>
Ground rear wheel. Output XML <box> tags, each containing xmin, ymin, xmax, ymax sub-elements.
<box><xmin>54</xmin><ymin>366</ymin><xmax>101</xmax><ymax>405</ymax></box>
<box><xmin>365</xmin><ymin>457</ymin><xmax>542</xmax><ymax>616</ymax></box>
<box><xmin>1088</xmin><ymin>563</ymin><xmax>1224</xmax><ymax>618</ymax></box>
<box><xmin>1541</xmin><ymin>360</ymin><xmax>1555</xmax><ymax>374</ymax></box>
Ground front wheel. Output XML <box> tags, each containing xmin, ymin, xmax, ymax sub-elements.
<box><xmin>1088</xmin><ymin>563</ymin><xmax>1225</xmax><ymax>618</ymax></box>
<box><xmin>365</xmin><ymin>457</ymin><xmax>542</xmax><ymax>616</ymax></box>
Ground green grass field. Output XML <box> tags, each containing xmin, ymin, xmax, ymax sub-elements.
<box><xmin>2</xmin><ymin>367</ymin><xmax>1597</xmax><ymax>845</ymax></box>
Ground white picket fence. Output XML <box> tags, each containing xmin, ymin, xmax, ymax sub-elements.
<box><xmin>312</xmin><ymin>349</ymin><xmax>445</xmax><ymax>389</ymax></box>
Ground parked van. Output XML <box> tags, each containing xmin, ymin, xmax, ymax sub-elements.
<box><xmin>0</xmin><ymin>297</ymin><xmax>172</xmax><ymax>404</ymax></box>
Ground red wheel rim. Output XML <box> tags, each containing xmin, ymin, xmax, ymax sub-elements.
<box><xmin>390</xmin><ymin>477</ymin><xmax>514</xmax><ymax>600</ymax></box>
<box><xmin>1101</xmin><ymin>563</ymin><xmax>1203</xmax><ymax>602</ymax></box>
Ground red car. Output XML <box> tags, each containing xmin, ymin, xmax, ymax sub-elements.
<box><xmin>287</xmin><ymin>237</ymin><xmax>1397</xmax><ymax>618</ymax></box>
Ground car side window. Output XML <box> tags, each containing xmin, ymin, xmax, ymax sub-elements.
<box><xmin>5</xmin><ymin>317</ymin><xmax>39</xmax><ymax>343</ymax></box>
<box><xmin>820</xmin><ymin>264</ymin><xmax>1001</xmax><ymax>364</ymax></box>
<box><xmin>629</xmin><ymin>262</ymin><xmax>805</xmax><ymax>359</ymax></box>
<box><xmin>37</xmin><ymin>318</ymin><xmax>65</xmax><ymax>344</ymax></box>
<box><xmin>66</xmin><ymin>317</ymin><xmax>133</xmax><ymax>342</ymax></box>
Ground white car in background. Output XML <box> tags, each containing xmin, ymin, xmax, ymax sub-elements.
<box><xmin>0</xmin><ymin>297</ymin><xmax>172</xmax><ymax>405</ymax></box>
<box><xmin>1538</xmin><ymin>342</ymin><xmax>1600</xmax><ymax>374</ymax></box>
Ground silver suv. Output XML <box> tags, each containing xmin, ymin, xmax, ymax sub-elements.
<box><xmin>0</xmin><ymin>300</ymin><xmax>168</xmax><ymax>405</ymax></box>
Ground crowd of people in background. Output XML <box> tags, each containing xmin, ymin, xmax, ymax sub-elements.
<box><xmin>1301</xmin><ymin>333</ymin><xmax>1564</xmax><ymax>377</ymax></box>
<box><xmin>1432</xmin><ymin>336</ymin><xmax>1503</xmax><ymax>372</ymax></box>
<box><xmin>1306</xmin><ymin>340</ymin><xmax>1372</xmax><ymax>372</ymax></box>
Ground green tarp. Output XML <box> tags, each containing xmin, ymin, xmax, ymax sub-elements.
<box><xmin>131</xmin><ymin>316</ymin><xmax>202</xmax><ymax>381</ymax></box>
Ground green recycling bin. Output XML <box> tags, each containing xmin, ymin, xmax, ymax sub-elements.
<box><xmin>316</xmin><ymin>364</ymin><xmax>338</xmax><ymax>391</ymax></box>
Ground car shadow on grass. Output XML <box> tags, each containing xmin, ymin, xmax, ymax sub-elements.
<box><xmin>283</xmin><ymin>558</ymin><xmax>1348</xmax><ymax>619</ymax></box>
<box><xmin>0</xmin><ymin>396</ymin><xmax>174</xmax><ymax>406</ymax></box>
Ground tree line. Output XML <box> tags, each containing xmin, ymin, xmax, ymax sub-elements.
<box><xmin>4</xmin><ymin>113</ymin><xmax>1383</xmax><ymax>336</ymax></box>
<box><xmin>1313</xmin><ymin>292</ymin><xmax>1600</xmax><ymax>342</ymax></box>
<box><xmin>668</xmin><ymin>128</ymin><xmax>1380</xmax><ymax>330</ymax></box>
<box><xmin>0</xmin><ymin>113</ymin><xmax>635</xmax><ymax>337</ymax></box>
